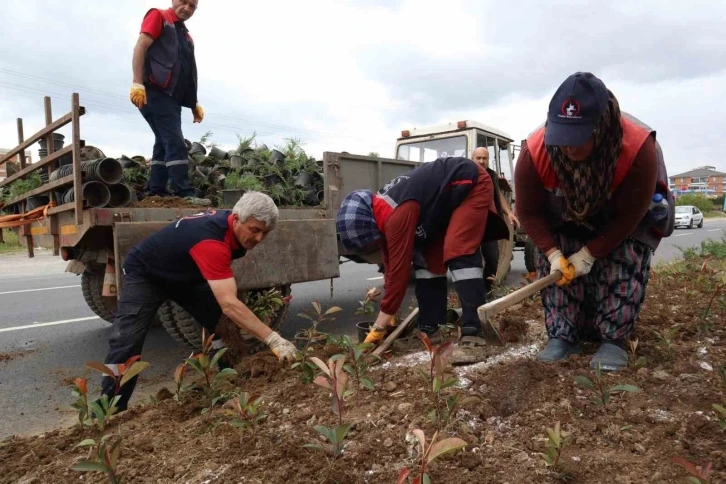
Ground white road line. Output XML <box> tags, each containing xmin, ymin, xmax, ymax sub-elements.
<box><xmin>0</xmin><ymin>284</ymin><xmax>80</xmax><ymax>296</ymax></box>
<box><xmin>366</xmin><ymin>276</ymin><xmax>384</xmax><ymax>281</ymax></box>
<box><xmin>0</xmin><ymin>316</ymin><xmax>100</xmax><ymax>333</ymax></box>
<box><xmin>708</xmin><ymin>229</ymin><xmax>723</xmax><ymax>232</ymax></box>
<box><xmin>672</xmin><ymin>233</ymin><xmax>693</xmax><ymax>237</ymax></box>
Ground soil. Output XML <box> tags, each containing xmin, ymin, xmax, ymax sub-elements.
<box><xmin>132</xmin><ymin>196</ymin><xmax>200</xmax><ymax>209</ymax></box>
<box><xmin>1</xmin><ymin>255</ymin><xmax>724</xmax><ymax>484</ymax></box>
<box><xmin>0</xmin><ymin>349</ymin><xmax>37</xmax><ymax>363</ymax></box>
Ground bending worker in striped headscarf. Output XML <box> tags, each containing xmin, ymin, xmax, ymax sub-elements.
<box><xmin>336</xmin><ymin>157</ymin><xmax>508</xmax><ymax>363</ymax></box>
<box><xmin>515</xmin><ymin>72</ymin><xmax>674</xmax><ymax>370</ymax></box>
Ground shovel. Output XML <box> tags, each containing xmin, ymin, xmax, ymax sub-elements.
<box><xmin>371</xmin><ymin>271</ymin><xmax>561</xmax><ymax>357</ymax></box>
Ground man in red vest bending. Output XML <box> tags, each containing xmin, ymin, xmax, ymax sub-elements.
<box><xmin>515</xmin><ymin>72</ymin><xmax>674</xmax><ymax>371</ymax></box>
<box><xmin>129</xmin><ymin>0</ymin><xmax>210</xmax><ymax>206</ymax></box>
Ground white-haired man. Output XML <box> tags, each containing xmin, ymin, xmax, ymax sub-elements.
<box><xmin>100</xmin><ymin>192</ymin><xmax>297</xmax><ymax>410</ymax></box>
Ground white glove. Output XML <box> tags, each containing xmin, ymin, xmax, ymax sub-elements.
<box><xmin>568</xmin><ymin>247</ymin><xmax>596</xmax><ymax>278</ymax></box>
<box><xmin>264</xmin><ymin>331</ymin><xmax>298</xmax><ymax>365</ymax></box>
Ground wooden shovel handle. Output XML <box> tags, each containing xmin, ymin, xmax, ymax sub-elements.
<box><xmin>478</xmin><ymin>271</ymin><xmax>561</xmax><ymax>322</ymax></box>
<box><xmin>371</xmin><ymin>307</ymin><xmax>420</xmax><ymax>357</ymax></box>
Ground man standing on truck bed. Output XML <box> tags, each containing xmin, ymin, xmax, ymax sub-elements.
<box><xmin>100</xmin><ymin>192</ymin><xmax>298</xmax><ymax>410</ymax></box>
<box><xmin>337</xmin><ymin>157</ymin><xmax>508</xmax><ymax>362</ymax></box>
<box><xmin>129</xmin><ymin>0</ymin><xmax>211</xmax><ymax>206</ymax></box>
<box><xmin>471</xmin><ymin>147</ymin><xmax>519</xmax><ymax>294</ymax></box>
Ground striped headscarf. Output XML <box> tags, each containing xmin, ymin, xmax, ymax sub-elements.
<box><xmin>336</xmin><ymin>189</ymin><xmax>382</xmax><ymax>251</ymax></box>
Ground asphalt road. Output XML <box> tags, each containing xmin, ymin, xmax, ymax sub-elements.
<box><xmin>0</xmin><ymin>218</ymin><xmax>724</xmax><ymax>439</ymax></box>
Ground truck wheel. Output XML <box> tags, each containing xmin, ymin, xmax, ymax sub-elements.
<box><xmin>159</xmin><ymin>285</ymin><xmax>292</xmax><ymax>359</ymax></box>
<box><xmin>524</xmin><ymin>238</ymin><xmax>537</xmax><ymax>273</ymax></box>
<box><xmin>81</xmin><ymin>270</ymin><xmax>114</xmax><ymax>323</ymax></box>
<box><xmin>494</xmin><ymin>220</ymin><xmax>514</xmax><ymax>285</ymax></box>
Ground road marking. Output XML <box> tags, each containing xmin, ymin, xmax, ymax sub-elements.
<box><xmin>0</xmin><ymin>284</ymin><xmax>80</xmax><ymax>296</ymax></box>
<box><xmin>366</xmin><ymin>276</ymin><xmax>384</xmax><ymax>281</ymax></box>
<box><xmin>708</xmin><ymin>229</ymin><xmax>723</xmax><ymax>232</ymax></box>
<box><xmin>0</xmin><ymin>316</ymin><xmax>100</xmax><ymax>333</ymax></box>
<box><xmin>672</xmin><ymin>233</ymin><xmax>693</xmax><ymax>237</ymax></box>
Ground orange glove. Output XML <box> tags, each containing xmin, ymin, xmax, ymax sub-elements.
<box><xmin>129</xmin><ymin>83</ymin><xmax>147</xmax><ymax>108</ymax></box>
<box><xmin>193</xmin><ymin>103</ymin><xmax>204</xmax><ymax>123</ymax></box>
<box><xmin>364</xmin><ymin>325</ymin><xmax>387</xmax><ymax>344</ymax></box>
<box><xmin>547</xmin><ymin>250</ymin><xmax>576</xmax><ymax>286</ymax></box>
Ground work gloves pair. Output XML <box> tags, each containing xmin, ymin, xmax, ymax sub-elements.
<box><xmin>548</xmin><ymin>247</ymin><xmax>595</xmax><ymax>286</ymax></box>
<box><xmin>264</xmin><ymin>331</ymin><xmax>298</xmax><ymax>365</ymax></box>
<box><xmin>129</xmin><ymin>83</ymin><xmax>204</xmax><ymax>123</ymax></box>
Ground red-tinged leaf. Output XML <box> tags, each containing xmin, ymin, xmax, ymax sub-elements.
<box><xmin>324</xmin><ymin>306</ymin><xmax>343</xmax><ymax>316</ymax></box>
<box><xmin>397</xmin><ymin>467</ymin><xmax>411</xmax><ymax>484</ymax></box>
<box><xmin>419</xmin><ymin>333</ymin><xmax>432</xmax><ymax>353</ymax></box>
<box><xmin>85</xmin><ymin>361</ymin><xmax>116</xmax><ymax>378</ymax></box>
<box><xmin>312</xmin><ymin>301</ymin><xmax>322</xmax><ymax>316</ymax></box>
<box><xmin>313</xmin><ymin>375</ymin><xmax>333</xmax><ymax>391</ymax></box>
<box><xmin>119</xmin><ymin>361</ymin><xmax>150</xmax><ymax>388</ymax></box>
<box><xmin>309</xmin><ymin>357</ymin><xmax>330</xmax><ymax>376</ymax></box>
<box><xmin>74</xmin><ymin>378</ymin><xmax>88</xmax><ymax>395</ymax></box>
<box><xmin>412</xmin><ymin>476</ymin><xmax>421</xmax><ymax>484</ymax></box>
<box><xmin>174</xmin><ymin>363</ymin><xmax>187</xmax><ymax>383</ymax></box>
<box><xmin>673</xmin><ymin>457</ymin><xmax>700</xmax><ymax>477</ymax></box>
<box><xmin>123</xmin><ymin>355</ymin><xmax>142</xmax><ymax>370</ymax></box>
<box><xmin>109</xmin><ymin>439</ymin><xmax>122</xmax><ymax>469</ymax></box>
<box><xmin>336</xmin><ymin>371</ymin><xmax>349</xmax><ymax>398</ymax></box>
<box><xmin>412</xmin><ymin>429</ymin><xmax>426</xmax><ymax>453</ymax></box>
<box><xmin>334</xmin><ymin>355</ymin><xmax>346</xmax><ymax>377</ymax></box>
<box><xmin>426</xmin><ymin>437</ymin><xmax>467</xmax><ymax>464</ymax></box>
<box><xmin>436</xmin><ymin>341</ymin><xmax>455</xmax><ymax>366</ymax></box>
<box><xmin>702</xmin><ymin>461</ymin><xmax>712</xmax><ymax>478</ymax></box>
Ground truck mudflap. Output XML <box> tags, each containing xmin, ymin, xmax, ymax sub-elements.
<box><xmin>112</xmin><ymin>218</ymin><xmax>340</xmax><ymax>293</ymax></box>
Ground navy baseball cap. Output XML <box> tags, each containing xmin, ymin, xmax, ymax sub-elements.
<box><xmin>545</xmin><ymin>72</ymin><xmax>609</xmax><ymax>147</ymax></box>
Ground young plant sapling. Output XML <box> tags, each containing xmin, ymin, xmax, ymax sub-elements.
<box><xmin>355</xmin><ymin>286</ymin><xmax>380</xmax><ymax>317</ymax></box>
<box><xmin>293</xmin><ymin>301</ymin><xmax>342</xmax><ymax>383</ymax></box>
<box><xmin>541</xmin><ymin>421</ymin><xmax>567</xmax><ymax>471</ymax></box>
<box><xmin>184</xmin><ymin>329</ymin><xmax>238</xmax><ymax>413</ymax></box>
<box><xmin>84</xmin><ymin>356</ymin><xmax>150</xmax><ymax>431</ymax></box>
<box><xmin>398</xmin><ymin>429</ymin><xmax>467</xmax><ymax>484</ymax></box>
<box><xmin>330</xmin><ymin>334</ymin><xmax>379</xmax><ymax>392</ymax></box>
<box><xmin>221</xmin><ymin>391</ymin><xmax>267</xmax><ymax>438</ymax></box>
<box><xmin>628</xmin><ymin>338</ymin><xmax>647</xmax><ymax>369</ymax></box>
<box><xmin>73</xmin><ymin>435</ymin><xmax>124</xmax><ymax>484</ymax></box>
<box><xmin>672</xmin><ymin>457</ymin><xmax>712</xmax><ymax>484</ymax></box>
<box><xmin>304</xmin><ymin>356</ymin><xmax>355</xmax><ymax>459</ymax></box>
<box><xmin>574</xmin><ymin>363</ymin><xmax>640</xmax><ymax>410</ymax></box>
<box><xmin>71</xmin><ymin>377</ymin><xmax>91</xmax><ymax>430</ymax></box>
<box><xmin>173</xmin><ymin>362</ymin><xmax>190</xmax><ymax>403</ymax></box>
<box><xmin>653</xmin><ymin>325</ymin><xmax>680</xmax><ymax>361</ymax></box>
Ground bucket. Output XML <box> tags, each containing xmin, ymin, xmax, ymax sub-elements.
<box><xmin>356</xmin><ymin>321</ymin><xmax>374</xmax><ymax>343</ymax></box>
<box><xmin>269</xmin><ymin>149</ymin><xmax>286</xmax><ymax>165</ymax></box>
<box><xmin>119</xmin><ymin>155</ymin><xmax>138</xmax><ymax>169</ymax></box>
<box><xmin>229</xmin><ymin>155</ymin><xmax>244</xmax><ymax>168</ymax></box>
<box><xmin>263</xmin><ymin>174</ymin><xmax>282</xmax><ymax>187</ymax></box>
<box><xmin>221</xmin><ymin>189</ymin><xmax>244</xmax><ymax>207</ymax></box>
<box><xmin>38</xmin><ymin>133</ymin><xmax>65</xmax><ymax>152</ymax></box>
<box><xmin>209</xmin><ymin>146</ymin><xmax>228</xmax><ymax>160</ymax></box>
<box><xmin>107</xmin><ymin>184</ymin><xmax>132</xmax><ymax>208</ymax></box>
<box><xmin>294</xmin><ymin>171</ymin><xmax>313</xmax><ymax>187</ymax></box>
<box><xmin>81</xmin><ymin>158</ymin><xmax>123</xmax><ymax>185</ymax></box>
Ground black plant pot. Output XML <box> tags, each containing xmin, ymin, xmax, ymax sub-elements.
<box><xmin>222</xmin><ymin>189</ymin><xmax>244</xmax><ymax>207</ymax></box>
<box><xmin>294</xmin><ymin>171</ymin><xmax>313</xmax><ymax>187</ymax></box>
<box><xmin>263</xmin><ymin>174</ymin><xmax>283</xmax><ymax>187</ymax></box>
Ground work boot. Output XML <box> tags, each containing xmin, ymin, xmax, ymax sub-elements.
<box><xmin>184</xmin><ymin>196</ymin><xmax>212</xmax><ymax>206</ymax></box>
<box><xmin>419</xmin><ymin>328</ymin><xmax>444</xmax><ymax>346</ymax></box>
<box><xmin>590</xmin><ymin>342</ymin><xmax>628</xmax><ymax>371</ymax></box>
<box><xmin>537</xmin><ymin>339</ymin><xmax>582</xmax><ymax>362</ymax></box>
<box><xmin>451</xmin><ymin>334</ymin><xmax>488</xmax><ymax>365</ymax></box>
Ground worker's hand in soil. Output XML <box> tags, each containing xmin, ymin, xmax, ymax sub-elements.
<box><xmin>364</xmin><ymin>311</ymin><xmax>395</xmax><ymax>344</ymax></box>
<box><xmin>568</xmin><ymin>247</ymin><xmax>596</xmax><ymax>278</ymax></box>
<box><xmin>193</xmin><ymin>103</ymin><xmax>204</xmax><ymax>123</ymax></box>
<box><xmin>547</xmin><ymin>249</ymin><xmax>576</xmax><ymax>286</ymax></box>
<box><xmin>129</xmin><ymin>83</ymin><xmax>147</xmax><ymax>108</ymax></box>
<box><xmin>264</xmin><ymin>331</ymin><xmax>298</xmax><ymax>365</ymax></box>
<box><xmin>364</xmin><ymin>325</ymin><xmax>387</xmax><ymax>344</ymax></box>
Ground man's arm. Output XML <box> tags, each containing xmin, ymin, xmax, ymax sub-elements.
<box><xmin>132</xmin><ymin>34</ymin><xmax>154</xmax><ymax>84</ymax></box>
<box><xmin>206</xmin><ymin>277</ymin><xmax>273</xmax><ymax>341</ymax></box>
<box><xmin>498</xmin><ymin>191</ymin><xmax>520</xmax><ymax>229</ymax></box>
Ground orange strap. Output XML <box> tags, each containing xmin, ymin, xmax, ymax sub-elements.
<box><xmin>0</xmin><ymin>202</ymin><xmax>56</xmax><ymax>229</ymax></box>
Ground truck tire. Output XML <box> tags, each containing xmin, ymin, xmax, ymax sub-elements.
<box><xmin>494</xmin><ymin>220</ymin><xmax>514</xmax><ymax>285</ymax></box>
<box><xmin>159</xmin><ymin>285</ymin><xmax>292</xmax><ymax>357</ymax></box>
<box><xmin>524</xmin><ymin>238</ymin><xmax>537</xmax><ymax>273</ymax></box>
<box><xmin>81</xmin><ymin>270</ymin><xmax>114</xmax><ymax>323</ymax></box>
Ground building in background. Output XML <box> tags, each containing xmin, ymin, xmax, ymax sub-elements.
<box><xmin>0</xmin><ymin>149</ymin><xmax>32</xmax><ymax>181</ymax></box>
<box><xmin>669</xmin><ymin>166</ymin><xmax>726</xmax><ymax>196</ymax></box>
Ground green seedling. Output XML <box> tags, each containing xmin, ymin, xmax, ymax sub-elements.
<box><xmin>304</xmin><ymin>356</ymin><xmax>354</xmax><ymax>459</ymax></box>
<box><xmin>541</xmin><ymin>421</ymin><xmax>567</xmax><ymax>471</ymax></box>
<box><xmin>574</xmin><ymin>363</ymin><xmax>640</xmax><ymax>409</ymax></box>
<box><xmin>84</xmin><ymin>356</ymin><xmax>149</xmax><ymax>431</ymax></box>
<box><xmin>330</xmin><ymin>335</ymin><xmax>379</xmax><ymax>392</ymax></box>
<box><xmin>221</xmin><ymin>392</ymin><xmax>267</xmax><ymax>437</ymax></box>
<box><xmin>673</xmin><ymin>457</ymin><xmax>712</xmax><ymax>484</ymax></box>
<box><xmin>398</xmin><ymin>429</ymin><xmax>467</xmax><ymax>484</ymax></box>
<box><xmin>73</xmin><ymin>435</ymin><xmax>124</xmax><ymax>484</ymax></box>
<box><xmin>71</xmin><ymin>377</ymin><xmax>92</xmax><ymax>430</ymax></box>
<box><xmin>172</xmin><ymin>363</ymin><xmax>191</xmax><ymax>403</ymax></box>
<box><xmin>628</xmin><ymin>338</ymin><xmax>647</xmax><ymax>369</ymax></box>
<box><xmin>712</xmin><ymin>404</ymin><xmax>726</xmax><ymax>431</ymax></box>
<box><xmin>184</xmin><ymin>329</ymin><xmax>238</xmax><ymax>413</ymax></box>
<box><xmin>653</xmin><ymin>325</ymin><xmax>681</xmax><ymax>360</ymax></box>
<box><xmin>355</xmin><ymin>286</ymin><xmax>380</xmax><ymax>317</ymax></box>
<box><xmin>293</xmin><ymin>301</ymin><xmax>342</xmax><ymax>383</ymax></box>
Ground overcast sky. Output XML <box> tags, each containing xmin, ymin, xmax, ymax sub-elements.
<box><xmin>1</xmin><ymin>0</ymin><xmax>725</xmax><ymax>177</ymax></box>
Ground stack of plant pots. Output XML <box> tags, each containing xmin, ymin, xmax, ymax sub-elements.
<box><xmin>50</xmin><ymin>157</ymin><xmax>133</xmax><ymax>208</ymax></box>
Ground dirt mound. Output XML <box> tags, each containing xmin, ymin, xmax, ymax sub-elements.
<box><xmin>1</xmin><ymin>251</ymin><xmax>724</xmax><ymax>483</ymax></box>
<box><xmin>132</xmin><ymin>196</ymin><xmax>200</xmax><ymax>209</ymax></box>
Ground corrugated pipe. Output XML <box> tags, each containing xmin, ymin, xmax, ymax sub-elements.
<box><xmin>62</xmin><ymin>181</ymin><xmax>110</xmax><ymax>208</ymax></box>
<box><xmin>81</xmin><ymin>158</ymin><xmax>123</xmax><ymax>185</ymax></box>
<box><xmin>107</xmin><ymin>184</ymin><xmax>132</xmax><ymax>208</ymax></box>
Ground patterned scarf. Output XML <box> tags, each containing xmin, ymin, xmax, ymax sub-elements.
<box><xmin>336</xmin><ymin>189</ymin><xmax>382</xmax><ymax>251</ymax></box>
<box><xmin>546</xmin><ymin>91</ymin><xmax>623</xmax><ymax>228</ymax></box>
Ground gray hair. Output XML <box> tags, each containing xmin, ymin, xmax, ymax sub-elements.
<box><xmin>233</xmin><ymin>191</ymin><xmax>279</xmax><ymax>230</ymax></box>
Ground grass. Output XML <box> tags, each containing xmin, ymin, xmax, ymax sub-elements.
<box><xmin>704</xmin><ymin>210</ymin><xmax>726</xmax><ymax>218</ymax></box>
<box><xmin>0</xmin><ymin>229</ymin><xmax>23</xmax><ymax>254</ymax></box>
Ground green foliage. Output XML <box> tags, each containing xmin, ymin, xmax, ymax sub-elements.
<box><xmin>355</xmin><ymin>287</ymin><xmax>380</xmax><ymax>317</ymax></box>
<box><xmin>675</xmin><ymin>193</ymin><xmax>715</xmax><ymax>214</ymax></box>
<box><xmin>293</xmin><ymin>302</ymin><xmax>342</xmax><ymax>383</ymax></box>
<box><xmin>574</xmin><ymin>363</ymin><xmax>641</xmax><ymax>409</ymax></box>
<box><xmin>628</xmin><ymin>338</ymin><xmax>647</xmax><ymax>369</ymax></box>
<box><xmin>398</xmin><ymin>429</ymin><xmax>467</xmax><ymax>484</ymax></box>
<box><xmin>183</xmin><ymin>330</ymin><xmax>238</xmax><ymax>413</ymax></box>
<box><xmin>653</xmin><ymin>325</ymin><xmax>681</xmax><ymax>360</ymax></box>
<box><xmin>224</xmin><ymin>171</ymin><xmax>264</xmax><ymax>191</ymax></box>
<box><xmin>0</xmin><ymin>229</ymin><xmax>22</xmax><ymax>254</ymax></box>
<box><xmin>241</xmin><ymin>288</ymin><xmax>285</xmax><ymax>325</ymax></box>
<box><xmin>331</xmin><ymin>335</ymin><xmax>379</xmax><ymax>392</ymax></box>
<box><xmin>73</xmin><ymin>436</ymin><xmax>124</xmax><ymax>484</ymax></box>
<box><xmin>221</xmin><ymin>391</ymin><xmax>267</xmax><ymax>436</ymax></box>
<box><xmin>1</xmin><ymin>171</ymin><xmax>42</xmax><ymax>203</ymax></box>
<box><xmin>541</xmin><ymin>421</ymin><xmax>567</xmax><ymax>470</ymax></box>
<box><xmin>304</xmin><ymin>424</ymin><xmax>352</xmax><ymax>459</ymax></box>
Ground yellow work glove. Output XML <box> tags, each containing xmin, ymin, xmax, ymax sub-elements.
<box><xmin>264</xmin><ymin>331</ymin><xmax>298</xmax><ymax>365</ymax></box>
<box><xmin>547</xmin><ymin>249</ymin><xmax>576</xmax><ymax>287</ymax></box>
<box><xmin>364</xmin><ymin>325</ymin><xmax>387</xmax><ymax>344</ymax></box>
<box><xmin>193</xmin><ymin>103</ymin><xmax>204</xmax><ymax>123</ymax></box>
<box><xmin>568</xmin><ymin>247</ymin><xmax>596</xmax><ymax>278</ymax></box>
<box><xmin>129</xmin><ymin>83</ymin><xmax>147</xmax><ymax>108</ymax></box>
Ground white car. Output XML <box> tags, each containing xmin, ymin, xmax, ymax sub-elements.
<box><xmin>674</xmin><ymin>205</ymin><xmax>704</xmax><ymax>229</ymax></box>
